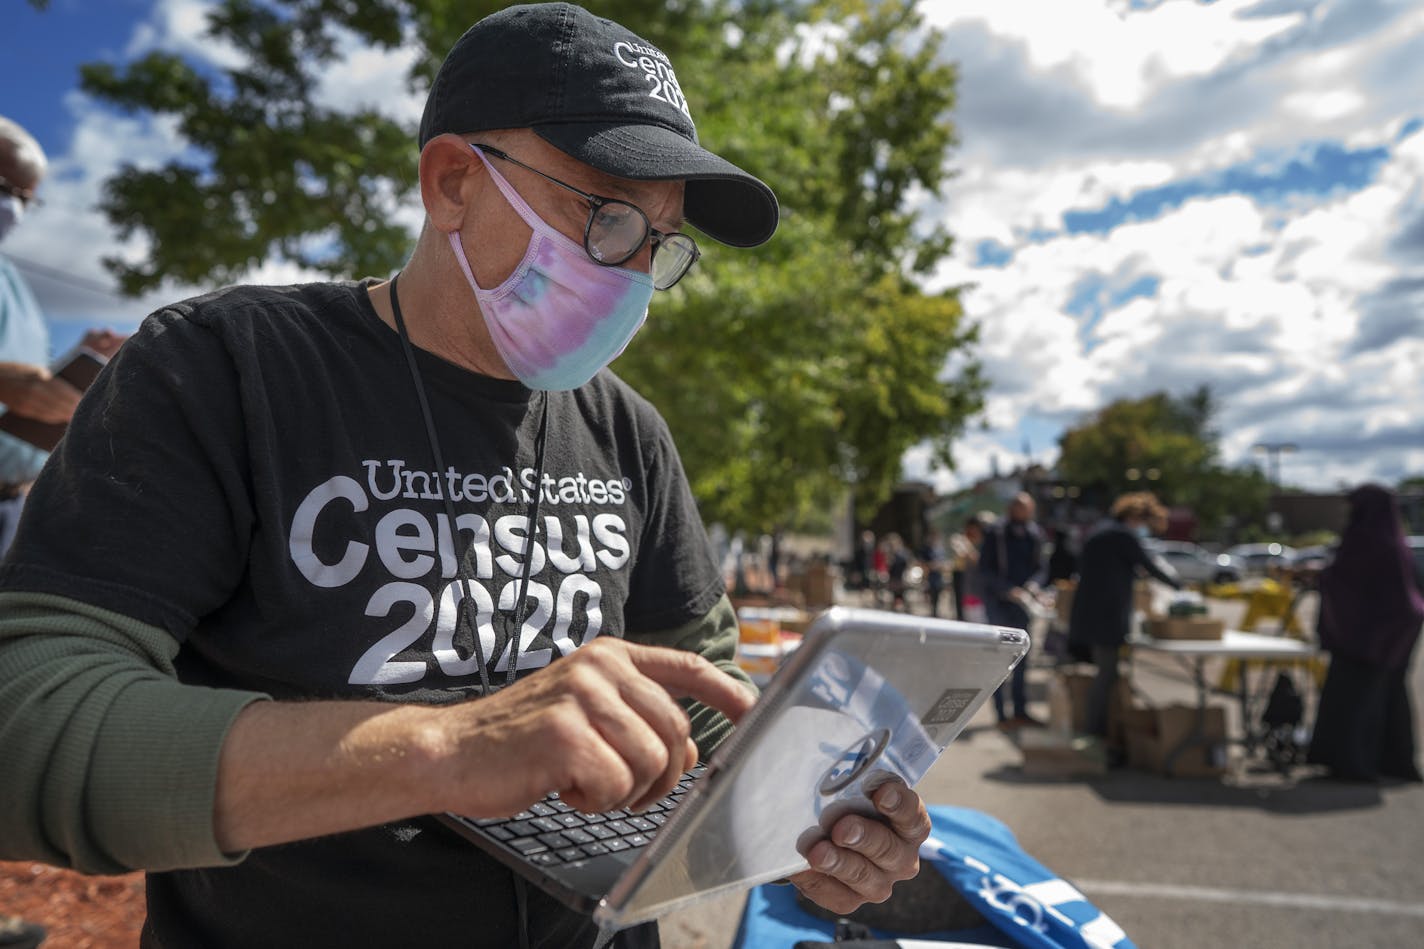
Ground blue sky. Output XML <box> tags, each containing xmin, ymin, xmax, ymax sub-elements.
<box><xmin>8</xmin><ymin>3</ymin><xmax>150</xmax><ymax>151</ymax></box>
<box><xmin>4</xmin><ymin>0</ymin><xmax>1424</xmax><ymax>495</ymax></box>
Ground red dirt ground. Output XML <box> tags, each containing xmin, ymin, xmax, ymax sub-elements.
<box><xmin>0</xmin><ymin>862</ymin><xmax>144</xmax><ymax>948</ymax></box>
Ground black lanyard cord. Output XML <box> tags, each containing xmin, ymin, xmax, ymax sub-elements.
<box><xmin>505</xmin><ymin>394</ymin><xmax>549</xmax><ymax>688</ymax></box>
<box><xmin>388</xmin><ymin>273</ymin><xmax>550</xmax><ymax>696</ymax></box>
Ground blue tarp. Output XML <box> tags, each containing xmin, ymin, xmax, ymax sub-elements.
<box><xmin>730</xmin><ymin>806</ymin><xmax>1136</xmax><ymax>949</ymax></box>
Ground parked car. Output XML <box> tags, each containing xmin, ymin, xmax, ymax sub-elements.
<box><xmin>1143</xmin><ymin>540</ymin><xmax>1242</xmax><ymax>585</ymax></box>
<box><xmin>1224</xmin><ymin>542</ymin><xmax>1297</xmax><ymax>576</ymax></box>
<box><xmin>1290</xmin><ymin>544</ymin><xmax>1334</xmax><ymax>573</ymax></box>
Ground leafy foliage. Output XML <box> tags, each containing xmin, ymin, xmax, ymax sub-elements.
<box><xmin>1056</xmin><ymin>386</ymin><xmax>1272</xmax><ymax>535</ymax></box>
<box><xmin>77</xmin><ymin>0</ymin><xmax>982</xmax><ymax>532</ymax></box>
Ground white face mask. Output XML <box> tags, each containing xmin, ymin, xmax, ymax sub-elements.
<box><xmin>447</xmin><ymin>146</ymin><xmax>654</xmax><ymax>391</ymax></box>
<box><xmin>0</xmin><ymin>194</ymin><xmax>23</xmax><ymax>243</ymax></box>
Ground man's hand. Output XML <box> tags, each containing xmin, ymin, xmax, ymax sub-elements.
<box><xmin>431</xmin><ymin>638</ymin><xmax>757</xmax><ymax>819</ymax></box>
<box><xmin>79</xmin><ymin>328</ymin><xmax>127</xmax><ymax>359</ymax></box>
<box><xmin>215</xmin><ymin>639</ymin><xmax>755</xmax><ymax>853</ymax></box>
<box><xmin>788</xmin><ymin>779</ymin><xmax>932</xmax><ymax>914</ymax></box>
<box><xmin>0</xmin><ymin>364</ymin><xmax>81</xmax><ymax>424</ymax></box>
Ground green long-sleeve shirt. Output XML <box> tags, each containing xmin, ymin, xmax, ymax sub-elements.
<box><xmin>0</xmin><ymin>590</ymin><xmax>747</xmax><ymax>875</ymax></box>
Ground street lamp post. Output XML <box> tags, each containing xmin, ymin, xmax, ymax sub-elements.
<box><xmin>1252</xmin><ymin>442</ymin><xmax>1298</xmax><ymax>487</ymax></box>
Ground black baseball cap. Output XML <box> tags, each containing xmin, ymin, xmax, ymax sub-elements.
<box><xmin>419</xmin><ymin>2</ymin><xmax>778</xmax><ymax>248</ymax></box>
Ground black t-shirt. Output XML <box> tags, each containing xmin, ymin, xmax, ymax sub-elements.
<box><xmin>2</xmin><ymin>280</ymin><xmax>723</xmax><ymax>948</ymax></box>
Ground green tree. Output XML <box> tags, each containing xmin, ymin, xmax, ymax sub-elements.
<box><xmin>77</xmin><ymin>0</ymin><xmax>982</xmax><ymax>533</ymax></box>
<box><xmin>1056</xmin><ymin>388</ymin><xmax>1271</xmax><ymax>538</ymax></box>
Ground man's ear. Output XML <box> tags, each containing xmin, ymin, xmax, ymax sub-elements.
<box><xmin>419</xmin><ymin>134</ymin><xmax>482</xmax><ymax>233</ymax></box>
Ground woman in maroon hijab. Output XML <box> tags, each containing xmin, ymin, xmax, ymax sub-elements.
<box><xmin>1307</xmin><ymin>484</ymin><xmax>1424</xmax><ymax>782</ymax></box>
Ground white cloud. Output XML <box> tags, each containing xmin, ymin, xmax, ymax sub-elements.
<box><xmin>935</xmin><ymin>135</ymin><xmax>1424</xmax><ymax>492</ymax></box>
<box><xmin>925</xmin><ymin>0</ymin><xmax>1304</xmax><ymax>111</ymax></box>
<box><xmin>311</xmin><ymin>26</ymin><xmax>424</xmax><ymax>126</ymax></box>
<box><xmin>125</xmin><ymin>0</ymin><xmax>244</xmax><ymax>70</ymax></box>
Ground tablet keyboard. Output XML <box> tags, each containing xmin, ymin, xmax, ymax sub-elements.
<box><xmin>470</xmin><ymin>765</ymin><xmax>705</xmax><ymax>867</ymax></box>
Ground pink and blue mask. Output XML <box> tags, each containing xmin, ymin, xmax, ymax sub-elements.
<box><xmin>448</xmin><ymin>148</ymin><xmax>654</xmax><ymax>391</ymax></box>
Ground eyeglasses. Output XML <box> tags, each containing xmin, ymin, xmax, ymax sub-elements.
<box><xmin>473</xmin><ymin>144</ymin><xmax>700</xmax><ymax>290</ymax></box>
<box><xmin>0</xmin><ymin>175</ymin><xmax>41</xmax><ymax>209</ymax></box>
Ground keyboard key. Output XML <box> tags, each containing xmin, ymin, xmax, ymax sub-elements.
<box><xmin>562</xmin><ymin>828</ymin><xmax>595</xmax><ymax>845</ymax></box>
<box><xmin>605</xmin><ymin>820</ymin><xmax>635</xmax><ymax>836</ymax></box>
<box><xmin>586</xmin><ymin>824</ymin><xmax>617</xmax><ymax>840</ymax></box>
<box><xmin>537</xmin><ymin>831</ymin><xmax>572</xmax><ymax>849</ymax></box>
<box><xmin>576</xmin><ymin>811</ymin><xmax>607</xmax><ymax>823</ymax></box>
<box><xmin>509</xmin><ymin>838</ymin><xmax>548</xmax><ymax>855</ymax></box>
<box><xmin>485</xmin><ymin>825</ymin><xmax>515</xmax><ymax>841</ymax></box>
<box><xmin>604</xmin><ymin>838</ymin><xmax>631</xmax><ymax>852</ymax></box>
<box><xmin>511</xmin><ymin>811</ymin><xmax>535</xmax><ymax>822</ymax></box>
<box><xmin>580</xmin><ymin>842</ymin><xmax>610</xmax><ymax>857</ymax></box>
<box><xmin>506</xmin><ymin>820</ymin><xmax>542</xmax><ymax>838</ymax></box>
<box><xmin>555</xmin><ymin>813</ymin><xmax>587</xmax><ymax>829</ymax></box>
<box><xmin>626</xmin><ymin>816</ymin><xmax>657</xmax><ymax>832</ymax></box>
<box><xmin>549</xmin><ymin>800</ymin><xmax>574</xmax><ymax>813</ymax></box>
<box><xmin>556</xmin><ymin>848</ymin><xmax>583</xmax><ymax>862</ymax></box>
<box><xmin>529</xmin><ymin>852</ymin><xmax>561</xmax><ymax>867</ymax></box>
<box><xmin>646</xmin><ymin>813</ymin><xmax>668</xmax><ymax>827</ymax></box>
<box><xmin>529</xmin><ymin>802</ymin><xmax>558</xmax><ymax>817</ymax></box>
<box><xmin>624</xmin><ymin>833</ymin><xmax>652</xmax><ymax>848</ymax></box>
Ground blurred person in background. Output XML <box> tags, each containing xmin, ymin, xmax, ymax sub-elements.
<box><xmin>979</xmin><ymin>493</ymin><xmax>1045</xmax><ymax>728</ymax></box>
<box><xmin>1067</xmin><ymin>493</ymin><xmax>1181</xmax><ymax>746</ymax></box>
<box><xmin>1046</xmin><ymin>524</ymin><xmax>1078</xmax><ymax>584</ymax></box>
<box><xmin>1308</xmin><ymin>484</ymin><xmax>1423</xmax><ymax>783</ymax></box>
<box><xmin>949</xmin><ymin>514</ymin><xmax>987</xmax><ymax>621</ymax></box>
<box><xmin>883</xmin><ymin>532</ymin><xmax>912</xmax><ymax>612</ymax></box>
<box><xmin>917</xmin><ymin>528</ymin><xmax>948</xmax><ymax>618</ymax></box>
<box><xmin>848</xmin><ymin>528</ymin><xmax>876</xmax><ymax>595</ymax></box>
<box><xmin>0</xmin><ymin>115</ymin><xmax>124</xmax><ymax>555</ymax></box>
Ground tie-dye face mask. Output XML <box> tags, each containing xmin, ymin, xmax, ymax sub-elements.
<box><xmin>448</xmin><ymin>148</ymin><xmax>653</xmax><ymax>391</ymax></box>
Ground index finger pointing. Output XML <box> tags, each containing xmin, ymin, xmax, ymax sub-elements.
<box><xmin>625</xmin><ymin>646</ymin><xmax>757</xmax><ymax>724</ymax></box>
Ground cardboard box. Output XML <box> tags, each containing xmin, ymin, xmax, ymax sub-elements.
<box><xmin>1146</xmin><ymin>616</ymin><xmax>1225</xmax><ymax>640</ymax></box>
<box><xmin>1124</xmin><ymin>703</ymin><xmax>1228</xmax><ymax>777</ymax></box>
<box><xmin>1118</xmin><ymin>704</ymin><xmax>1157</xmax><ymax>736</ymax></box>
<box><xmin>1134</xmin><ymin>580</ymin><xmax>1155</xmax><ymax>615</ymax></box>
<box><xmin>801</xmin><ymin>562</ymin><xmax>836</xmax><ymax>609</ymax></box>
<box><xmin>1048</xmin><ymin>665</ymin><xmax>1132</xmax><ymax>741</ymax></box>
<box><xmin>1017</xmin><ymin>729</ymin><xmax>1108</xmax><ymax>778</ymax></box>
<box><xmin>1054</xmin><ymin>580</ymin><xmax>1076</xmax><ymax>628</ymax></box>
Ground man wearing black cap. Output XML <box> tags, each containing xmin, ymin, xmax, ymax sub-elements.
<box><xmin>0</xmin><ymin>5</ymin><xmax>929</xmax><ymax>947</ymax></box>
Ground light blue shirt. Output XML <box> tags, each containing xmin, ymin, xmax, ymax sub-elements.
<box><xmin>0</xmin><ymin>254</ymin><xmax>53</xmax><ymax>483</ymax></box>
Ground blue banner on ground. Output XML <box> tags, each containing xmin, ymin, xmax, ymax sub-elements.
<box><xmin>730</xmin><ymin>806</ymin><xmax>1135</xmax><ymax>949</ymax></box>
